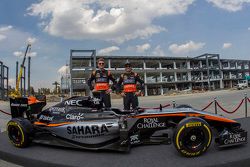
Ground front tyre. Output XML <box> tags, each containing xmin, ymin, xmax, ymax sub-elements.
<box><xmin>173</xmin><ymin>117</ymin><xmax>212</xmax><ymax>157</ymax></box>
<box><xmin>7</xmin><ymin>118</ymin><xmax>33</xmax><ymax>148</ymax></box>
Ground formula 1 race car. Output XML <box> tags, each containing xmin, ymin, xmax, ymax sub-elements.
<box><xmin>7</xmin><ymin>95</ymin><xmax>247</xmax><ymax>157</ymax></box>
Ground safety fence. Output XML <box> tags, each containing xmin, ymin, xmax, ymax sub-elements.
<box><xmin>143</xmin><ymin>93</ymin><xmax>250</xmax><ymax>118</ymax></box>
<box><xmin>1</xmin><ymin>94</ymin><xmax>250</xmax><ymax>117</ymax></box>
<box><xmin>172</xmin><ymin>93</ymin><xmax>250</xmax><ymax>118</ymax></box>
<box><xmin>0</xmin><ymin>108</ymin><xmax>11</xmax><ymax>116</ymax></box>
<box><xmin>205</xmin><ymin>93</ymin><xmax>249</xmax><ymax>117</ymax></box>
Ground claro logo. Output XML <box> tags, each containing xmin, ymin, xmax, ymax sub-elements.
<box><xmin>66</xmin><ymin>113</ymin><xmax>84</xmax><ymax>121</ymax></box>
<box><xmin>64</xmin><ymin>100</ymin><xmax>82</xmax><ymax>106</ymax></box>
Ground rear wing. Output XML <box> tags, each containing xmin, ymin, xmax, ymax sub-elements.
<box><xmin>10</xmin><ymin>97</ymin><xmax>28</xmax><ymax>118</ymax></box>
<box><xmin>10</xmin><ymin>95</ymin><xmax>47</xmax><ymax>119</ymax></box>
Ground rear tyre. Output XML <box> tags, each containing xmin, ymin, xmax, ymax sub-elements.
<box><xmin>173</xmin><ymin>117</ymin><xmax>212</xmax><ymax>157</ymax></box>
<box><xmin>7</xmin><ymin>118</ymin><xmax>33</xmax><ymax>148</ymax></box>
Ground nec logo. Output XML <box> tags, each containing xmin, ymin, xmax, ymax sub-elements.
<box><xmin>65</xmin><ymin>100</ymin><xmax>82</xmax><ymax>106</ymax></box>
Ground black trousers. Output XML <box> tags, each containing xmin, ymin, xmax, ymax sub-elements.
<box><xmin>100</xmin><ymin>91</ymin><xmax>111</xmax><ymax>108</ymax></box>
<box><xmin>123</xmin><ymin>92</ymin><xmax>138</xmax><ymax>110</ymax></box>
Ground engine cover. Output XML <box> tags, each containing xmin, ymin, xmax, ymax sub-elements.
<box><xmin>50</xmin><ymin>119</ymin><xmax>120</xmax><ymax>145</ymax></box>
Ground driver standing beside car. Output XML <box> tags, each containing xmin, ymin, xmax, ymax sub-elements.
<box><xmin>88</xmin><ymin>58</ymin><xmax>116</xmax><ymax>108</ymax></box>
<box><xmin>117</xmin><ymin>61</ymin><xmax>144</xmax><ymax>110</ymax></box>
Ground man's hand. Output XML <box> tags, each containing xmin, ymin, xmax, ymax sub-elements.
<box><xmin>135</xmin><ymin>91</ymin><xmax>141</xmax><ymax>96</ymax></box>
<box><xmin>106</xmin><ymin>89</ymin><xmax>112</xmax><ymax>94</ymax></box>
<box><xmin>89</xmin><ymin>85</ymin><xmax>94</xmax><ymax>91</ymax></box>
<box><xmin>120</xmin><ymin>92</ymin><xmax>126</xmax><ymax>97</ymax></box>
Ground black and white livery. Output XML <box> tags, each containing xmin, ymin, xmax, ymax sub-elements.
<box><xmin>7</xmin><ymin>95</ymin><xmax>247</xmax><ymax>157</ymax></box>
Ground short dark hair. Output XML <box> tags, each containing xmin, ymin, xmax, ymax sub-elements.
<box><xmin>97</xmin><ymin>57</ymin><xmax>105</xmax><ymax>62</ymax></box>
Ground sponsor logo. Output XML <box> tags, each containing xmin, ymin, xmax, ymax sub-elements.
<box><xmin>181</xmin><ymin>149</ymin><xmax>201</xmax><ymax>156</ymax></box>
<box><xmin>7</xmin><ymin>122</ymin><xmax>18</xmax><ymax>126</ymax></box>
<box><xmin>92</xmin><ymin>98</ymin><xmax>100</xmax><ymax>104</ymax></box>
<box><xmin>67</xmin><ymin>124</ymin><xmax>109</xmax><ymax>139</ymax></box>
<box><xmin>65</xmin><ymin>100</ymin><xmax>82</xmax><ymax>106</ymax></box>
<box><xmin>49</xmin><ymin>107</ymin><xmax>66</xmax><ymax>114</ymax></box>
<box><xmin>39</xmin><ymin>115</ymin><xmax>54</xmax><ymax>121</ymax></box>
<box><xmin>124</xmin><ymin>78</ymin><xmax>135</xmax><ymax>84</ymax></box>
<box><xmin>120</xmin><ymin>140</ymin><xmax>128</xmax><ymax>145</ymax></box>
<box><xmin>224</xmin><ymin>132</ymin><xmax>247</xmax><ymax>145</ymax></box>
<box><xmin>10</xmin><ymin>103</ymin><xmax>28</xmax><ymax>107</ymax></box>
<box><xmin>130</xmin><ymin>134</ymin><xmax>140</xmax><ymax>144</ymax></box>
<box><xmin>66</xmin><ymin>113</ymin><xmax>84</xmax><ymax>121</ymax></box>
<box><xmin>137</xmin><ymin>118</ymin><xmax>166</xmax><ymax>129</ymax></box>
<box><xmin>186</xmin><ymin>122</ymin><xmax>202</xmax><ymax>128</ymax></box>
<box><xmin>96</xmin><ymin>78</ymin><xmax>108</xmax><ymax>82</ymax></box>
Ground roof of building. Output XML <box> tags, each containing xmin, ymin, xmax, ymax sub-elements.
<box><xmin>70</xmin><ymin>52</ymin><xmax>250</xmax><ymax>62</ymax></box>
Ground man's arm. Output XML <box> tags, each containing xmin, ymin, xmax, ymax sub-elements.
<box><xmin>87</xmin><ymin>71</ymin><xmax>95</xmax><ymax>90</ymax></box>
<box><xmin>135</xmin><ymin>73</ymin><xmax>145</xmax><ymax>92</ymax></box>
<box><xmin>116</xmin><ymin>75</ymin><xmax>124</xmax><ymax>93</ymax></box>
<box><xmin>108</xmin><ymin>71</ymin><xmax>117</xmax><ymax>91</ymax></box>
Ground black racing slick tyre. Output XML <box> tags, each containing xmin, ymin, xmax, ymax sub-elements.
<box><xmin>173</xmin><ymin>117</ymin><xmax>212</xmax><ymax>157</ymax></box>
<box><xmin>7</xmin><ymin>118</ymin><xmax>33</xmax><ymax>148</ymax></box>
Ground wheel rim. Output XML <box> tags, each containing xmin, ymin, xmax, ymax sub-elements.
<box><xmin>8</xmin><ymin>125</ymin><xmax>22</xmax><ymax>144</ymax></box>
<box><xmin>182</xmin><ymin>128</ymin><xmax>205</xmax><ymax>151</ymax></box>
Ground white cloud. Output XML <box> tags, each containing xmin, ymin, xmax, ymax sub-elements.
<box><xmin>222</xmin><ymin>42</ymin><xmax>232</xmax><ymax>49</ymax></box>
<box><xmin>98</xmin><ymin>46</ymin><xmax>120</xmax><ymax>55</ymax></box>
<box><xmin>136</xmin><ymin>43</ymin><xmax>151</xmax><ymax>53</ymax></box>
<box><xmin>0</xmin><ymin>26</ymin><xmax>37</xmax><ymax>51</ymax></box>
<box><xmin>0</xmin><ymin>25</ymin><xmax>13</xmax><ymax>41</ymax></box>
<box><xmin>152</xmin><ymin>45</ymin><xmax>165</xmax><ymax>56</ymax></box>
<box><xmin>13</xmin><ymin>51</ymin><xmax>37</xmax><ymax>57</ymax></box>
<box><xmin>0</xmin><ymin>25</ymin><xmax>13</xmax><ymax>32</ymax></box>
<box><xmin>27</xmin><ymin>37</ymin><xmax>37</xmax><ymax>44</ymax></box>
<box><xmin>13</xmin><ymin>51</ymin><xmax>23</xmax><ymax>57</ymax></box>
<box><xmin>58</xmin><ymin>65</ymin><xmax>69</xmax><ymax>76</ymax></box>
<box><xmin>29</xmin><ymin>52</ymin><xmax>38</xmax><ymax>57</ymax></box>
<box><xmin>27</xmin><ymin>0</ymin><xmax>194</xmax><ymax>43</ymax></box>
<box><xmin>0</xmin><ymin>34</ymin><xmax>6</xmax><ymax>41</ymax></box>
<box><xmin>169</xmin><ymin>41</ymin><xmax>205</xmax><ymax>54</ymax></box>
<box><xmin>207</xmin><ymin>0</ymin><xmax>250</xmax><ymax>12</ymax></box>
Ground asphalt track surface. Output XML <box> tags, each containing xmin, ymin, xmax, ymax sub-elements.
<box><xmin>0</xmin><ymin>118</ymin><xmax>249</xmax><ymax>167</ymax></box>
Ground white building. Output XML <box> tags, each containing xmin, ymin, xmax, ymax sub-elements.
<box><xmin>64</xmin><ymin>51</ymin><xmax>250</xmax><ymax>96</ymax></box>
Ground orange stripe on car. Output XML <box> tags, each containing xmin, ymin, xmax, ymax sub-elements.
<box><xmin>34</xmin><ymin>122</ymin><xmax>73</xmax><ymax>127</ymax></box>
<box><xmin>203</xmin><ymin>115</ymin><xmax>236</xmax><ymax>123</ymax></box>
<box><xmin>131</xmin><ymin>113</ymin><xmax>186</xmax><ymax>119</ymax></box>
<box><xmin>131</xmin><ymin>113</ymin><xmax>236</xmax><ymax>123</ymax></box>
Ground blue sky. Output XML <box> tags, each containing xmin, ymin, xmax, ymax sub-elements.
<box><xmin>0</xmin><ymin>0</ymin><xmax>250</xmax><ymax>89</ymax></box>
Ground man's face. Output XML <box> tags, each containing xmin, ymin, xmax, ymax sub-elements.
<box><xmin>125</xmin><ymin>65</ymin><xmax>132</xmax><ymax>72</ymax></box>
<box><xmin>98</xmin><ymin>61</ymin><xmax>105</xmax><ymax>69</ymax></box>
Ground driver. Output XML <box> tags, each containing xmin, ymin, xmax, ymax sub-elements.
<box><xmin>117</xmin><ymin>61</ymin><xmax>144</xmax><ymax>110</ymax></box>
<box><xmin>87</xmin><ymin>57</ymin><xmax>116</xmax><ymax>108</ymax></box>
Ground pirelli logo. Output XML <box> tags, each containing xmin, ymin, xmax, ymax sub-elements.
<box><xmin>186</xmin><ymin>122</ymin><xmax>202</xmax><ymax>127</ymax></box>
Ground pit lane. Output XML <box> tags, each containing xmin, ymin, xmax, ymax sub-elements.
<box><xmin>0</xmin><ymin>118</ymin><xmax>250</xmax><ymax>167</ymax></box>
